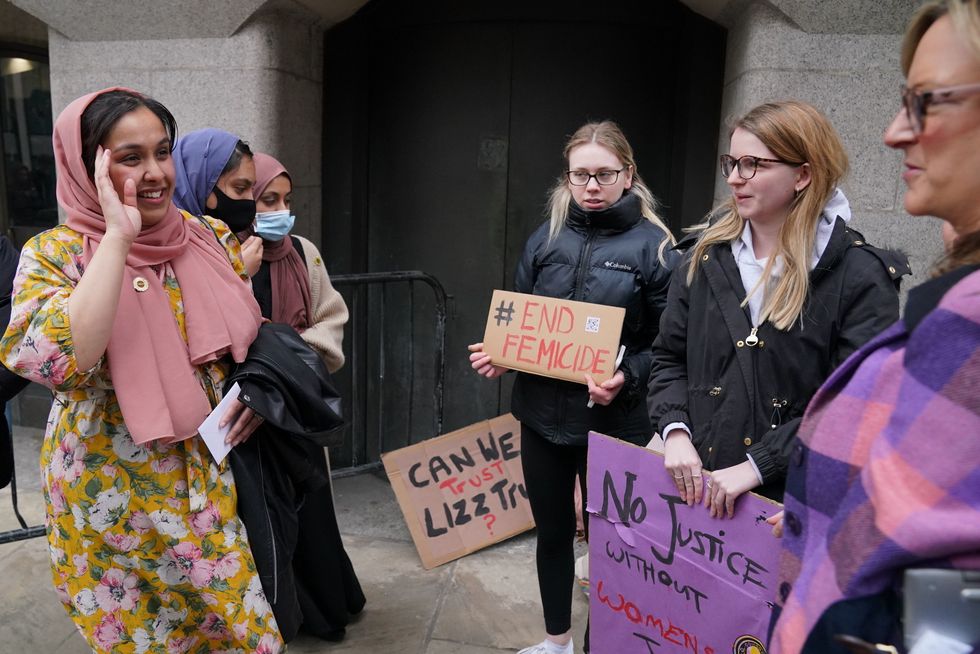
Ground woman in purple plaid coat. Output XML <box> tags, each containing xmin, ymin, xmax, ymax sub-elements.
<box><xmin>772</xmin><ymin>1</ymin><xmax>980</xmax><ymax>652</ymax></box>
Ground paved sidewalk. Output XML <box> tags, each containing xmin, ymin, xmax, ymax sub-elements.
<box><xmin>0</xmin><ymin>427</ymin><xmax>589</xmax><ymax>653</ymax></box>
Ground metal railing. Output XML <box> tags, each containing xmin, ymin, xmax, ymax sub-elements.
<box><xmin>0</xmin><ymin>270</ymin><xmax>449</xmax><ymax>543</ymax></box>
<box><xmin>0</xmin><ymin>454</ymin><xmax>45</xmax><ymax>544</ymax></box>
<box><xmin>329</xmin><ymin>270</ymin><xmax>448</xmax><ymax>476</ymax></box>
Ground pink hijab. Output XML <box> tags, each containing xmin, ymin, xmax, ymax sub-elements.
<box><xmin>55</xmin><ymin>88</ymin><xmax>262</xmax><ymax>444</ymax></box>
<box><xmin>245</xmin><ymin>153</ymin><xmax>312</xmax><ymax>329</ymax></box>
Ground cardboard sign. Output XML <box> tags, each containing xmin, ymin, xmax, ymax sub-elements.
<box><xmin>382</xmin><ymin>414</ymin><xmax>534</xmax><ymax>569</ymax></box>
<box><xmin>482</xmin><ymin>289</ymin><xmax>625</xmax><ymax>385</ymax></box>
<box><xmin>587</xmin><ymin>433</ymin><xmax>782</xmax><ymax>654</ymax></box>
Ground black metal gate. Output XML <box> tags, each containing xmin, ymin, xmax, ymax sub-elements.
<box><xmin>329</xmin><ymin>270</ymin><xmax>448</xmax><ymax>476</ymax></box>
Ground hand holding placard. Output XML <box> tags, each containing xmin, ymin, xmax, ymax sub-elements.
<box><xmin>586</xmin><ymin>344</ymin><xmax>627</xmax><ymax>408</ymax></box>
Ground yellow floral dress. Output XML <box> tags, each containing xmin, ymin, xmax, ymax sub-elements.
<box><xmin>0</xmin><ymin>214</ymin><xmax>283</xmax><ymax>654</ymax></box>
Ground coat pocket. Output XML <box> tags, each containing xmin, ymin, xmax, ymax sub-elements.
<box><xmin>688</xmin><ymin>384</ymin><xmax>722</xmax><ymax>446</ymax></box>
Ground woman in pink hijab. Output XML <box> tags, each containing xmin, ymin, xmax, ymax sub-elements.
<box><xmin>246</xmin><ymin>152</ymin><xmax>364</xmax><ymax>641</ymax></box>
<box><xmin>0</xmin><ymin>88</ymin><xmax>283</xmax><ymax>652</ymax></box>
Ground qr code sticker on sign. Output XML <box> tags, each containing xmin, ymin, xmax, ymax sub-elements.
<box><xmin>585</xmin><ymin>316</ymin><xmax>601</xmax><ymax>333</ymax></box>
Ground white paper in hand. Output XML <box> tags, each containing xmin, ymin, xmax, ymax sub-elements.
<box><xmin>197</xmin><ymin>382</ymin><xmax>241</xmax><ymax>464</ymax></box>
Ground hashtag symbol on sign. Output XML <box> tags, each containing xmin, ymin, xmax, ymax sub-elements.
<box><xmin>494</xmin><ymin>300</ymin><xmax>515</xmax><ymax>326</ymax></box>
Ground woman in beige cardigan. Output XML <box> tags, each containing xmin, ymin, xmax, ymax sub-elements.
<box><xmin>247</xmin><ymin>151</ymin><xmax>366</xmax><ymax>641</ymax></box>
<box><xmin>245</xmin><ymin>152</ymin><xmax>348</xmax><ymax>371</ymax></box>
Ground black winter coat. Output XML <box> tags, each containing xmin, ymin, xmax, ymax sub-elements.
<box><xmin>511</xmin><ymin>193</ymin><xmax>678</xmax><ymax>446</ymax></box>
<box><xmin>225</xmin><ymin>323</ymin><xmax>345</xmax><ymax>641</ymax></box>
<box><xmin>647</xmin><ymin>218</ymin><xmax>908</xmax><ymax>499</ymax></box>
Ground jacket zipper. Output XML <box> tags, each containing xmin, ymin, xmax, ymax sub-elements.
<box><xmin>562</xmin><ymin>224</ymin><xmax>596</xmax><ymax>437</ymax></box>
<box><xmin>554</xmin><ymin>381</ymin><xmax>565</xmax><ymax>439</ymax></box>
<box><xmin>572</xmin><ymin>227</ymin><xmax>596</xmax><ymax>302</ymax></box>
<box><xmin>256</xmin><ymin>440</ymin><xmax>279</xmax><ymax>603</ymax></box>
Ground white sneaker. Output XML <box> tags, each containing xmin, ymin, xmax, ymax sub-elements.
<box><xmin>517</xmin><ymin>638</ymin><xmax>574</xmax><ymax>654</ymax></box>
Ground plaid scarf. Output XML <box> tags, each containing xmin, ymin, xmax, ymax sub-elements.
<box><xmin>772</xmin><ymin>266</ymin><xmax>980</xmax><ymax>653</ymax></box>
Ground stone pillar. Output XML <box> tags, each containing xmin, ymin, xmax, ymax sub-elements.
<box><xmin>11</xmin><ymin>0</ymin><xmax>331</xmax><ymax>245</ymax></box>
<box><xmin>702</xmin><ymin>0</ymin><xmax>939</xmax><ymax>288</ymax></box>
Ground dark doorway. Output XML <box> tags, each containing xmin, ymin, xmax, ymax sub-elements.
<box><xmin>323</xmin><ymin>0</ymin><xmax>726</xmax><ymax>464</ymax></box>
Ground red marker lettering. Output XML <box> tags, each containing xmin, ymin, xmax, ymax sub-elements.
<box><xmin>520</xmin><ymin>301</ymin><xmax>538</xmax><ymax>331</ymax></box>
<box><xmin>591</xmin><ymin>348</ymin><xmax>610</xmax><ymax>374</ymax></box>
<box><xmin>557</xmin><ymin>306</ymin><xmax>574</xmax><ymax>333</ymax></box>
<box><xmin>501</xmin><ymin>333</ymin><xmax>519</xmax><ymax>358</ymax></box>
<box><xmin>537</xmin><ymin>337</ymin><xmax>558</xmax><ymax>367</ymax></box>
<box><xmin>516</xmin><ymin>335</ymin><xmax>536</xmax><ymax>364</ymax></box>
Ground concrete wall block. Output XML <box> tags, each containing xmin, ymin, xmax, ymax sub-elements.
<box><xmin>270</xmin><ymin>73</ymin><xmax>323</xmax><ymax>245</ymax></box>
<box><xmin>247</xmin><ymin>8</ymin><xmax>325</xmax><ymax>83</ymax></box>
<box><xmin>11</xmin><ymin>0</ymin><xmax>266</xmax><ymax>42</ymax></box>
<box><xmin>48</xmin><ymin>67</ymin><xmax>154</xmax><ymax>117</ymax></box>
<box><xmin>718</xmin><ymin>68</ymin><xmax>905</xmax><ymax>213</ymax></box>
<box><xmin>724</xmin><ymin>1</ymin><xmax>902</xmax><ymax>85</ymax></box>
<box><xmin>848</xmin><ymin>209</ymin><xmax>942</xmax><ymax>291</ymax></box>
<box><xmin>47</xmin><ymin>29</ymin><xmax>273</xmax><ymax>77</ymax></box>
<box><xmin>271</xmin><ymin>77</ymin><xmax>322</xmax><ymax>183</ymax></box>
<box><xmin>770</xmin><ymin>0</ymin><xmax>920</xmax><ymax>35</ymax></box>
<box><xmin>723</xmin><ymin>1</ymin><xmax>789</xmax><ymax>84</ymax></box>
<box><xmin>149</xmin><ymin>67</ymin><xmax>279</xmax><ymax>145</ymax></box>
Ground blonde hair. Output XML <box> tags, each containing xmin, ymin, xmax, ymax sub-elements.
<box><xmin>902</xmin><ymin>0</ymin><xmax>980</xmax><ymax>276</ymax></box>
<box><xmin>902</xmin><ymin>0</ymin><xmax>980</xmax><ymax>74</ymax></box>
<box><xmin>687</xmin><ymin>101</ymin><xmax>848</xmax><ymax>331</ymax></box>
<box><xmin>545</xmin><ymin>121</ymin><xmax>675</xmax><ymax>260</ymax></box>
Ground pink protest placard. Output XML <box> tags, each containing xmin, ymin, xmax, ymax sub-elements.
<box><xmin>587</xmin><ymin>433</ymin><xmax>782</xmax><ymax>654</ymax></box>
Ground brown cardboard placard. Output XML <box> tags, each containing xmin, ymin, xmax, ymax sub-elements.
<box><xmin>381</xmin><ymin>413</ymin><xmax>534</xmax><ymax>569</ymax></box>
<box><xmin>482</xmin><ymin>289</ymin><xmax>626</xmax><ymax>385</ymax></box>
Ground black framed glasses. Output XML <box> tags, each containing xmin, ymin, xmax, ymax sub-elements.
<box><xmin>720</xmin><ymin>154</ymin><xmax>802</xmax><ymax>180</ymax></box>
<box><xmin>566</xmin><ymin>168</ymin><xmax>626</xmax><ymax>186</ymax></box>
<box><xmin>901</xmin><ymin>82</ymin><xmax>980</xmax><ymax>135</ymax></box>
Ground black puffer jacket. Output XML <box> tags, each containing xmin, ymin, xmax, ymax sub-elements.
<box><xmin>511</xmin><ymin>193</ymin><xmax>678</xmax><ymax>446</ymax></box>
<box><xmin>647</xmin><ymin>218</ymin><xmax>909</xmax><ymax>499</ymax></box>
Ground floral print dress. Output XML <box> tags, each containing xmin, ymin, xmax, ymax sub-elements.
<box><xmin>0</xmin><ymin>214</ymin><xmax>283</xmax><ymax>654</ymax></box>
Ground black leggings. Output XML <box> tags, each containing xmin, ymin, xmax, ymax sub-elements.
<box><xmin>521</xmin><ymin>424</ymin><xmax>588</xmax><ymax>636</ymax></box>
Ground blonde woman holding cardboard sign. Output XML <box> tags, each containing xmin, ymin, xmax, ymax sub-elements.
<box><xmin>648</xmin><ymin>101</ymin><xmax>908</xmax><ymax>519</ymax></box>
<box><xmin>470</xmin><ymin>121</ymin><xmax>677</xmax><ymax>654</ymax></box>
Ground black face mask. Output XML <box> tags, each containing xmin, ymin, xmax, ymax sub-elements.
<box><xmin>209</xmin><ymin>186</ymin><xmax>256</xmax><ymax>233</ymax></box>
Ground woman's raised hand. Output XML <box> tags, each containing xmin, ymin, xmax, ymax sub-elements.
<box><xmin>663</xmin><ymin>428</ymin><xmax>704</xmax><ymax>506</ymax></box>
<box><xmin>240</xmin><ymin>235</ymin><xmax>264</xmax><ymax>277</ymax></box>
<box><xmin>468</xmin><ymin>342</ymin><xmax>507</xmax><ymax>379</ymax></box>
<box><xmin>94</xmin><ymin>147</ymin><xmax>140</xmax><ymax>243</ymax></box>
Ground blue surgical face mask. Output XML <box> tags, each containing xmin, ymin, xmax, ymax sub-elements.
<box><xmin>254</xmin><ymin>210</ymin><xmax>295</xmax><ymax>241</ymax></box>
